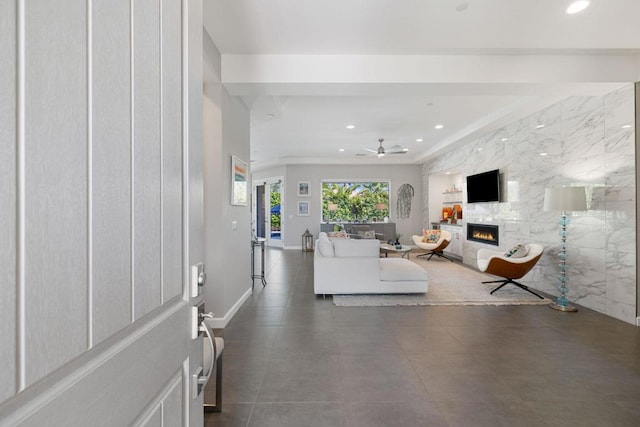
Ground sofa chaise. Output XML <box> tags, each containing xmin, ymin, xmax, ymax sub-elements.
<box><xmin>314</xmin><ymin>233</ymin><xmax>428</xmax><ymax>295</ymax></box>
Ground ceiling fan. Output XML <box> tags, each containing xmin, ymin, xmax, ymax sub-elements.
<box><xmin>356</xmin><ymin>138</ymin><xmax>408</xmax><ymax>158</ymax></box>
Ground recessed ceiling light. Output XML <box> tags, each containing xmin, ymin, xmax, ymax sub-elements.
<box><xmin>445</xmin><ymin>172</ymin><xmax>451</xmax><ymax>175</ymax></box>
<box><xmin>540</xmin><ymin>152</ymin><xmax>548</xmax><ymax>156</ymax></box>
<box><xmin>345</xmin><ymin>124</ymin><xmax>355</xmax><ymax>129</ymax></box>
<box><xmin>338</xmin><ymin>148</ymin><xmax>345</xmax><ymax>152</ymax></box>
<box><xmin>402</xmin><ymin>148</ymin><xmax>409</xmax><ymax>152</ymax></box>
<box><xmin>477</xmin><ymin>148</ymin><xmax>483</xmax><ymax>152</ymax></box>
<box><xmin>434</xmin><ymin>124</ymin><xmax>444</xmax><ymax>130</ymax></box>
<box><xmin>416</xmin><ymin>138</ymin><xmax>423</xmax><ymax>142</ymax></box>
<box><xmin>536</xmin><ymin>124</ymin><xmax>545</xmax><ymax>129</ymax></box>
<box><xmin>566</xmin><ymin>1</ymin><xmax>590</xmax><ymax>14</ymax></box>
<box><xmin>456</xmin><ymin>2</ymin><xmax>469</xmax><ymax>12</ymax></box>
<box><xmin>501</xmin><ymin>138</ymin><xmax>509</xmax><ymax>142</ymax></box>
<box><xmin>622</xmin><ymin>124</ymin><xmax>632</xmax><ymax>129</ymax></box>
<box><xmin>266</xmin><ymin>113</ymin><xmax>274</xmax><ymax>118</ymax></box>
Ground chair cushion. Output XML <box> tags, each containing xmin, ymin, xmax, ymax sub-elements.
<box><xmin>318</xmin><ymin>238</ymin><xmax>335</xmax><ymax>257</ymax></box>
<box><xmin>505</xmin><ymin>243</ymin><xmax>529</xmax><ymax>258</ymax></box>
<box><xmin>380</xmin><ymin>259</ymin><xmax>428</xmax><ymax>281</ymax></box>
<box><xmin>422</xmin><ymin>229</ymin><xmax>441</xmax><ymax>243</ymax></box>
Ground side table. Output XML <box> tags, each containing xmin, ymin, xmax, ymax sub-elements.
<box><xmin>251</xmin><ymin>238</ymin><xmax>267</xmax><ymax>288</ymax></box>
<box><xmin>379</xmin><ymin>243</ymin><xmax>413</xmax><ymax>259</ymax></box>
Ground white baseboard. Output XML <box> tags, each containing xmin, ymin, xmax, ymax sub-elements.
<box><xmin>207</xmin><ymin>287</ymin><xmax>253</xmax><ymax>329</ymax></box>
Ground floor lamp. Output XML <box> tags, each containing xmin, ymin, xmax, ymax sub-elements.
<box><xmin>543</xmin><ymin>186</ymin><xmax>587</xmax><ymax>312</ymax></box>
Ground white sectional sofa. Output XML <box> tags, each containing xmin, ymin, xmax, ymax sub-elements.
<box><xmin>314</xmin><ymin>233</ymin><xmax>429</xmax><ymax>295</ymax></box>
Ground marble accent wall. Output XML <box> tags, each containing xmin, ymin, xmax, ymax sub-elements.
<box><xmin>423</xmin><ymin>85</ymin><xmax>636</xmax><ymax>324</ymax></box>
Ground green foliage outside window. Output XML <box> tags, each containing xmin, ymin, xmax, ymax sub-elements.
<box><xmin>270</xmin><ymin>183</ymin><xmax>281</xmax><ymax>230</ymax></box>
<box><xmin>322</xmin><ymin>181</ymin><xmax>389</xmax><ymax>222</ymax></box>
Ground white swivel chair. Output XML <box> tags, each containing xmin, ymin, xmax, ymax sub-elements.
<box><xmin>476</xmin><ymin>243</ymin><xmax>544</xmax><ymax>299</ymax></box>
<box><xmin>411</xmin><ymin>230</ymin><xmax>453</xmax><ymax>261</ymax></box>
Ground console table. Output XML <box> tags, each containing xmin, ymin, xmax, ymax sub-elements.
<box><xmin>251</xmin><ymin>238</ymin><xmax>267</xmax><ymax>288</ymax></box>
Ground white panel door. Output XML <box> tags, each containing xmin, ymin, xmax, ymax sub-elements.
<box><xmin>0</xmin><ymin>0</ymin><xmax>205</xmax><ymax>425</ymax></box>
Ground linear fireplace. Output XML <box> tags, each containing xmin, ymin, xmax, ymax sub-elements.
<box><xmin>467</xmin><ymin>223</ymin><xmax>499</xmax><ymax>246</ymax></box>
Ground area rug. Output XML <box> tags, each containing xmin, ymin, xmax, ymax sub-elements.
<box><xmin>332</xmin><ymin>257</ymin><xmax>551</xmax><ymax>307</ymax></box>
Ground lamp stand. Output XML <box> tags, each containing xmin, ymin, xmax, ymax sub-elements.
<box><xmin>549</xmin><ymin>210</ymin><xmax>578</xmax><ymax>312</ymax></box>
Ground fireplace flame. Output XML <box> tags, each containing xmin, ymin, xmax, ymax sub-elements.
<box><xmin>472</xmin><ymin>231</ymin><xmax>496</xmax><ymax>241</ymax></box>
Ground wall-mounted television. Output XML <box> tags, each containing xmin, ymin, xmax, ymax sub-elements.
<box><xmin>466</xmin><ymin>169</ymin><xmax>500</xmax><ymax>203</ymax></box>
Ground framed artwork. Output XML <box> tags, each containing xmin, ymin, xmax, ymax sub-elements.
<box><xmin>231</xmin><ymin>155</ymin><xmax>248</xmax><ymax>206</ymax></box>
<box><xmin>298</xmin><ymin>181</ymin><xmax>310</xmax><ymax>196</ymax></box>
<box><xmin>297</xmin><ymin>200</ymin><xmax>310</xmax><ymax>216</ymax></box>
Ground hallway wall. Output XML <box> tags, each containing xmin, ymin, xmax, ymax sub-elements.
<box><xmin>203</xmin><ymin>31</ymin><xmax>252</xmax><ymax>328</ymax></box>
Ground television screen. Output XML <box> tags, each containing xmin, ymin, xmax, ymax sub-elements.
<box><xmin>466</xmin><ymin>169</ymin><xmax>500</xmax><ymax>203</ymax></box>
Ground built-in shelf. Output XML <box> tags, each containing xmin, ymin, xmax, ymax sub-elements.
<box><xmin>442</xmin><ymin>201</ymin><xmax>463</xmax><ymax>204</ymax></box>
<box><xmin>442</xmin><ymin>191</ymin><xmax>462</xmax><ymax>194</ymax></box>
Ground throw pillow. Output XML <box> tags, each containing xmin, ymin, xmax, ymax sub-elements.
<box><xmin>359</xmin><ymin>230</ymin><xmax>376</xmax><ymax>239</ymax></box>
<box><xmin>505</xmin><ymin>244</ymin><xmax>529</xmax><ymax>258</ymax></box>
<box><xmin>421</xmin><ymin>229</ymin><xmax>441</xmax><ymax>243</ymax></box>
<box><xmin>328</xmin><ymin>231</ymin><xmax>348</xmax><ymax>238</ymax></box>
<box><xmin>317</xmin><ymin>238</ymin><xmax>335</xmax><ymax>257</ymax></box>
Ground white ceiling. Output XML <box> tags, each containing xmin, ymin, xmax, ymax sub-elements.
<box><xmin>203</xmin><ymin>0</ymin><xmax>640</xmax><ymax>170</ymax></box>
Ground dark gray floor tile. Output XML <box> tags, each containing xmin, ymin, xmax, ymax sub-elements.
<box><xmin>205</xmin><ymin>403</ymin><xmax>253</xmax><ymax>427</ymax></box>
<box><xmin>256</xmin><ymin>371</ymin><xmax>343</xmax><ymax>402</ymax></box>
<box><xmin>248</xmin><ymin>402</ymin><xmax>348</xmax><ymax>427</ymax></box>
<box><xmin>345</xmin><ymin>401</ymin><xmax>446</xmax><ymax>427</ymax></box>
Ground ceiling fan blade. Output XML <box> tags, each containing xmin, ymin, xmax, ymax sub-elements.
<box><xmin>355</xmin><ymin>153</ymin><xmax>375</xmax><ymax>157</ymax></box>
<box><xmin>361</xmin><ymin>148</ymin><xmax>377</xmax><ymax>154</ymax></box>
<box><xmin>387</xmin><ymin>151</ymin><xmax>408</xmax><ymax>155</ymax></box>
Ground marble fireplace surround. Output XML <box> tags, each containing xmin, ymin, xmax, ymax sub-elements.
<box><xmin>422</xmin><ymin>85</ymin><xmax>637</xmax><ymax>325</ymax></box>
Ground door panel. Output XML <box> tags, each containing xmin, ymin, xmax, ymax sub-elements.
<box><xmin>161</xmin><ymin>0</ymin><xmax>185</xmax><ymax>303</ymax></box>
<box><xmin>91</xmin><ymin>0</ymin><xmax>132</xmax><ymax>344</ymax></box>
<box><xmin>23</xmin><ymin>0</ymin><xmax>88</xmax><ymax>386</ymax></box>
<box><xmin>133</xmin><ymin>0</ymin><xmax>162</xmax><ymax>320</ymax></box>
<box><xmin>0</xmin><ymin>0</ymin><xmax>16</xmax><ymax>402</ymax></box>
<box><xmin>0</xmin><ymin>302</ymin><xmax>189</xmax><ymax>426</ymax></box>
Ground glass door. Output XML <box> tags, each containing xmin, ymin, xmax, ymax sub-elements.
<box><xmin>253</xmin><ymin>178</ymin><xmax>283</xmax><ymax>248</ymax></box>
<box><xmin>267</xmin><ymin>180</ymin><xmax>283</xmax><ymax>247</ymax></box>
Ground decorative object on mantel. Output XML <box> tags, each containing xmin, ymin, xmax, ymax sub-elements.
<box><xmin>396</xmin><ymin>183</ymin><xmax>414</xmax><ymax>219</ymax></box>
<box><xmin>543</xmin><ymin>186</ymin><xmax>587</xmax><ymax>312</ymax></box>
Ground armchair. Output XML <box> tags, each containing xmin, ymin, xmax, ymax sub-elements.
<box><xmin>476</xmin><ymin>243</ymin><xmax>544</xmax><ymax>299</ymax></box>
<box><xmin>411</xmin><ymin>230</ymin><xmax>453</xmax><ymax>261</ymax></box>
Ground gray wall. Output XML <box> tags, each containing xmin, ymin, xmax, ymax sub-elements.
<box><xmin>203</xmin><ymin>32</ymin><xmax>252</xmax><ymax>327</ymax></box>
<box><xmin>254</xmin><ymin>164</ymin><xmax>423</xmax><ymax>247</ymax></box>
<box><xmin>423</xmin><ymin>85</ymin><xmax>637</xmax><ymax>324</ymax></box>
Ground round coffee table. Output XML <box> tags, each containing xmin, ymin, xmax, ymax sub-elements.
<box><xmin>379</xmin><ymin>243</ymin><xmax>413</xmax><ymax>259</ymax></box>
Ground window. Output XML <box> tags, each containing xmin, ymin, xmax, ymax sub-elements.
<box><xmin>322</xmin><ymin>181</ymin><xmax>390</xmax><ymax>223</ymax></box>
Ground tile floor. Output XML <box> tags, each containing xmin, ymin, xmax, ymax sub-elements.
<box><xmin>205</xmin><ymin>248</ymin><xmax>640</xmax><ymax>427</ymax></box>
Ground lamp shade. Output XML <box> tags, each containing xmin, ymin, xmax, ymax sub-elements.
<box><xmin>543</xmin><ymin>187</ymin><xmax>587</xmax><ymax>212</ymax></box>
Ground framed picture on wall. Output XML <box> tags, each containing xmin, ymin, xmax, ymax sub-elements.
<box><xmin>298</xmin><ymin>181</ymin><xmax>310</xmax><ymax>196</ymax></box>
<box><xmin>297</xmin><ymin>200</ymin><xmax>310</xmax><ymax>216</ymax></box>
<box><xmin>231</xmin><ymin>155</ymin><xmax>248</xmax><ymax>206</ymax></box>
